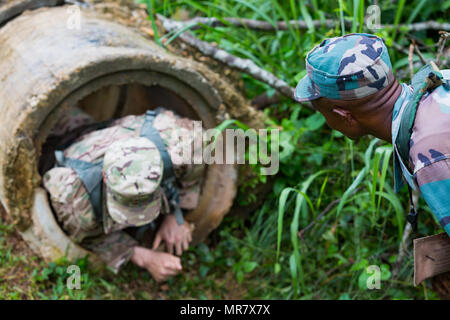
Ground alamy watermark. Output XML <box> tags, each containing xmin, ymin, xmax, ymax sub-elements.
<box><xmin>366</xmin><ymin>265</ymin><xmax>381</xmax><ymax>290</ymax></box>
<box><xmin>366</xmin><ymin>5</ymin><xmax>382</xmax><ymax>31</ymax></box>
<box><xmin>166</xmin><ymin>121</ymin><xmax>280</xmax><ymax>176</ymax></box>
<box><xmin>66</xmin><ymin>265</ymin><xmax>81</xmax><ymax>290</ymax></box>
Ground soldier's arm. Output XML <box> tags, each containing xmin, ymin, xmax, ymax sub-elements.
<box><xmin>44</xmin><ymin>167</ymin><xmax>139</xmax><ymax>273</ymax></box>
<box><xmin>415</xmin><ymin>158</ymin><xmax>450</xmax><ymax>236</ymax></box>
<box><xmin>82</xmin><ymin>231</ymin><xmax>138</xmax><ymax>273</ymax></box>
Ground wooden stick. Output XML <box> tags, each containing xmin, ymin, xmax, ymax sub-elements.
<box><xmin>408</xmin><ymin>43</ymin><xmax>415</xmax><ymax>79</ymax></box>
<box><xmin>413</xmin><ymin>42</ymin><xmax>428</xmax><ymax>65</ymax></box>
<box><xmin>436</xmin><ymin>31</ymin><xmax>450</xmax><ymax>67</ymax></box>
<box><xmin>177</xmin><ymin>17</ymin><xmax>450</xmax><ymax>33</ymax></box>
<box><xmin>298</xmin><ymin>187</ymin><xmax>363</xmax><ymax>238</ymax></box>
<box><xmin>251</xmin><ymin>91</ymin><xmax>282</xmax><ymax>109</ymax></box>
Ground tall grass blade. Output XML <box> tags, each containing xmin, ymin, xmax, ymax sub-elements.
<box><xmin>392</xmin><ymin>0</ymin><xmax>406</xmax><ymax>41</ymax></box>
<box><xmin>338</xmin><ymin>0</ymin><xmax>346</xmax><ymax>35</ymax></box>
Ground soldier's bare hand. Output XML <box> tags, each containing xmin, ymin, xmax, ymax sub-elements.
<box><xmin>131</xmin><ymin>246</ymin><xmax>182</xmax><ymax>283</ymax></box>
<box><xmin>152</xmin><ymin>214</ymin><xmax>192</xmax><ymax>256</ymax></box>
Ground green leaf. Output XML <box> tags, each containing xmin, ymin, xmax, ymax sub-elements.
<box><xmin>274</xmin><ymin>263</ymin><xmax>281</xmax><ymax>274</ymax></box>
<box><xmin>358</xmin><ymin>270</ymin><xmax>370</xmax><ymax>290</ymax></box>
<box><xmin>236</xmin><ymin>270</ymin><xmax>244</xmax><ymax>284</ymax></box>
<box><xmin>350</xmin><ymin>258</ymin><xmax>369</xmax><ymax>271</ymax></box>
<box><xmin>380</xmin><ymin>264</ymin><xmax>392</xmax><ymax>281</ymax></box>
<box><xmin>243</xmin><ymin>261</ymin><xmax>258</xmax><ymax>273</ymax></box>
<box><xmin>305</xmin><ymin>112</ymin><xmax>326</xmax><ymax>131</ymax></box>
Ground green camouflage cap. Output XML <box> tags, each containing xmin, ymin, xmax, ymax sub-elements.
<box><xmin>103</xmin><ymin>137</ymin><xmax>163</xmax><ymax>228</ymax></box>
<box><xmin>295</xmin><ymin>33</ymin><xmax>394</xmax><ymax>102</ymax></box>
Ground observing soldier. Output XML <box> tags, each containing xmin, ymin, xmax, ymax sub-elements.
<box><xmin>43</xmin><ymin>107</ymin><xmax>205</xmax><ymax>282</ymax></box>
<box><xmin>294</xmin><ymin>33</ymin><xmax>450</xmax><ymax>237</ymax></box>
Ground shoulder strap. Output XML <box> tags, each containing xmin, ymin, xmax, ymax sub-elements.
<box><xmin>140</xmin><ymin>110</ymin><xmax>184</xmax><ymax>225</ymax></box>
<box><xmin>55</xmin><ymin>151</ymin><xmax>104</xmax><ymax>222</ymax></box>
<box><xmin>40</xmin><ymin>119</ymin><xmax>113</xmax><ymax>176</ymax></box>
<box><xmin>396</xmin><ymin>62</ymin><xmax>444</xmax><ymax>232</ymax></box>
<box><xmin>396</xmin><ymin>63</ymin><xmax>444</xmax><ymax>164</ymax></box>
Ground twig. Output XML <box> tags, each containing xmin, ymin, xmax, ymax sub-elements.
<box><xmin>436</xmin><ymin>31</ymin><xmax>450</xmax><ymax>67</ymax></box>
<box><xmin>413</xmin><ymin>40</ymin><xmax>428</xmax><ymax>65</ymax></box>
<box><xmin>392</xmin><ymin>222</ymin><xmax>413</xmax><ymax>278</ymax></box>
<box><xmin>313</xmin><ymin>259</ymin><xmax>354</xmax><ymax>288</ymax></box>
<box><xmin>251</xmin><ymin>91</ymin><xmax>282</xmax><ymax>109</ymax></box>
<box><xmin>393</xmin><ymin>189</ymin><xmax>420</xmax><ymax>276</ymax></box>
<box><xmin>169</xmin><ymin>17</ymin><xmax>448</xmax><ymax>60</ymax></box>
<box><xmin>298</xmin><ymin>198</ymin><xmax>340</xmax><ymax>238</ymax></box>
<box><xmin>391</xmin><ymin>42</ymin><xmax>410</xmax><ymax>56</ymax></box>
<box><xmin>176</xmin><ymin>17</ymin><xmax>450</xmax><ymax>33</ymax></box>
<box><xmin>183</xmin><ymin>17</ymin><xmax>347</xmax><ymax>31</ymax></box>
<box><xmin>408</xmin><ymin>43</ymin><xmax>414</xmax><ymax>79</ymax></box>
<box><xmin>157</xmin><ymin>14</ymin><xmax>314</xmax><ymax>111</ymax></box>
<box><xmin>298</xmin><ymin>187</ymin><xmax>362</xmax><ymax>238</ymax></box>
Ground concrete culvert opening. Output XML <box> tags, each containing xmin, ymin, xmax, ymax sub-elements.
<box><xmin>0</xmin><ymin>4</ymin><xmax>266</xmax><ymax>266</ymax></box>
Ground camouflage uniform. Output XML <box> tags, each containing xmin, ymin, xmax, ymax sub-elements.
<box><xmin>295</xmin><ymin>33</ymin><xmax>450</xmax><ymax>237</ymax></box>
<box><xmin>44</xmin><ymin>107</ymin><xmax>205</xmax><ymax>272</ymax></box>
<box><xmin>392</xmin><ymin>81</ymin><xmax>450</xmax><ymax>235</ymax></box>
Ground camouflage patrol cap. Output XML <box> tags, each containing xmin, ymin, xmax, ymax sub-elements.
<box><xmin>103</xmin><ymin>137</ymin><xmax>163</xmax><ymax>228</ymax></box>
<box><xmin>295</xmin><ymin>33</ymin><xmax>394</xmax><ymax>102</ymax></box>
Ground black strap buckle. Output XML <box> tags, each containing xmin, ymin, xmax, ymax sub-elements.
<box><xmin>406</xmin><ymin>205</ymin><xmax>418</xmax><ymax>232</ymax></box>
<box><xmin>406</xmin><ymin>187</ymin><xmax>418</xmax><ymax>232</ymax></box>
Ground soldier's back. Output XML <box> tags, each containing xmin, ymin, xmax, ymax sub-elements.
<box><xmin>410</xmin><ymin>85</ymin><xmax>450</xmax><ymax>233</ymax></box>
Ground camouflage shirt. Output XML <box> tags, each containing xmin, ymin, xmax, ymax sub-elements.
<box><xmin>392</xmin><ymin>79</ymin><xmax>450</xmax><ymax>235</ymax></box>
<box><xmin>44</xmin><ymin>107</ymin><xmax>205</xmax><ymax>272</ymax></box>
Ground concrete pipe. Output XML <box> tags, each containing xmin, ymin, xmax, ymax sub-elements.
<box><xmin>0</xmin><ymin>3</ymin><xmax>266</xmax><ymax>264</ymax></box>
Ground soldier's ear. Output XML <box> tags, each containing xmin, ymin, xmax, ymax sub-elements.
<box><xmin>332</xmin><ymin>107</ymin><xmax>357</xmax><ymax>125</ymax></box>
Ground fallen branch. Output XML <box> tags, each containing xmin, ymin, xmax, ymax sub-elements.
<box><xmin>413</xmin><ymin>41</ymin><xmax>428</xmax><ymax>65</ymax></box>
<box><xmin>170</xmin><ymin>16</ymin><xmax>448</xmax><ymax>59</ymax></box>
<box><xmin>393</xmin><ymin>223</ymin><xmax>413</xmax><ymax>277</ymax></box>
<box><xmin>157</xmin><ymin>14</ymin><xmax>314</xmax><ymax>111</ymax></box>
<box><xmin>251</xmin><ymin>91</ymin><xmax>282</xmax><ymax>109</ymax></box>
<box><xmin>177</xmin><ymin>17</ymin><xmax>450</xmax><ymax>33</ymax></box>
<box><xmin>390</xmin><ymin>42</ymin><xmax>410</xmax><ymax>56</ymax></box>
<box><xmin>436</xmin><ymin>31</ymin><xmax>450</xmax><ymax>67</ymax></box>
<box><xmin>408</xmin><ymin>43</ymin><xmax>414</xmax><ymax>79</ymax></box>
<box><xmin>393</xmin><ymin>189</ymin><xmax>420</xmax><ymax>277</ymax></box>
<box><xmin>182</xmin><ymin>17</ymin><xmax>345</xmax><ymax>31</ymax></box>
<box><xmin>298</xmin><ymin>198</ymin><xmax>341</xmax><ymax>238</ymax></box>
<box><xmin>298</xmin><ymin>187</ymin><xmax>363</xmax><ymax>238</ymax></box>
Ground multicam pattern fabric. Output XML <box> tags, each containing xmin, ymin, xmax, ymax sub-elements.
<box><xmin>59</xmin><ymin>107</ymin><xmax>205</xmax><ymax>211</ymax></box>
<box><xmin>44</xmin><ymin>107</ymin><xmax>206</xmax><ymax>272</ymax></box>
<box><xmin>103</xmin><ymin>137</ymin><xmax>163</xmax><ymax>227</ymax></box>
<box><xmin>295</xmin><ymin>33</ymin><xmax>394</xmax><ymax>102</ymax></box>
<box><xmin>82</xmin><ymin>231</ymin><xmax>138</xmax><ymax>274</ymax></box>
<box><xmin>392</xmin><ymin>78</ymin><xmax>450</xmax><ymax>235</ymax></box>
<box><xmin>44</xmin><ymin>167</ymin><xmax>101</xmax><ymax>243</ymax></box>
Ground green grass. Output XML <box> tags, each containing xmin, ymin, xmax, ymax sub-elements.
<box><xmin>1</xmin><ymin>0</ymin><xmax>448</xmax><ymax>299</ymax></box>
<box><xmin>139</xmin><ymin>0</ymin><xmax>447</xmax><ymax>300</ymax></box>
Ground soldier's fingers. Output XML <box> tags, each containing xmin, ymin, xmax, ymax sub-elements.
<box><xmin>164</xmin><ymin>264</ymin><xmax>180</xmax><ymax>275</ymax></box>
<box><xmin>182</xmin><ymin>238</ymin><xmax>189</xmax><ymax>252</ymax></box>
<box><xmin>167</xmin><ymin>242</ymin><xmax>174</xmax><ymax>255</ymax></box>
<box><xmin>168</xmin><ymin>264</ymin><xmax>182</xmax><ymax>274</ymax></box>
<box><xmin>162</xmin><ymin>267</ymin><xmax>177</xmax><ymax>276</ymax></box>
<box><xmin>152</xmin><ymin>233</ymin><xmax>162</xmax><ymax>250</ymax></box>
<box><xmin>175</xmin><ymin>241</ymin><xmax>182</xmax><ymax>256</ymax></box>
<box><xmin>168</xmin><ymin>256</ymin><xmax>182</xmax><ymax>271</ymax></box>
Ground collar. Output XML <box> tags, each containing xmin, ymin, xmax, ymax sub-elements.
<box><xmin>391</xmin><ymin>83</ymin><xmax>416</xmax><ymax>192</ymax></box>
<box><xmin>391</xmin><ymin>83</ymin><xmax>413</xmax><ymax>144</ymax></box>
